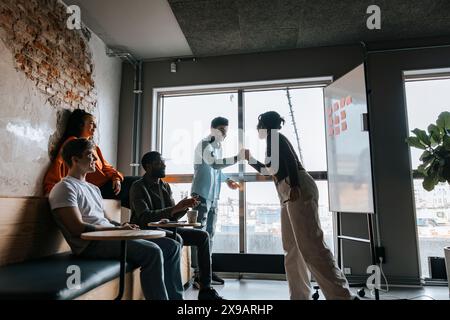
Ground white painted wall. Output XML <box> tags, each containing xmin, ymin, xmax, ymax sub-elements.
<box><xmin>0</xmin><ymin>32</ymin><xmax>122</xmax><ymax>197</ymax></box>
<box><xmin>90</xmin><ymin>31</ymin><xmax>122</xmax><ymax>168</ymax></box>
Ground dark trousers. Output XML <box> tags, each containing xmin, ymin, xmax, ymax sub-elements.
<box><xmin>80</xmin><ymin>237</ymin><xmax>183</xmax><ymax>300</ymax></box>
<box><xmin>191</xmin><ymin>194</ymin><xmax>217</xmax><ymax>273</ymax></box>
<box><xmin>99</xmin><ymin>176</ymin><xmax>140</xmax><ymax>209</ymax></box>
<box><xmin>164</xmin><ymin>227</ymin><xmax>212</xmax><ymax>289</ymax></box>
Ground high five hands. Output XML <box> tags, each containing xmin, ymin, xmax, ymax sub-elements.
<box><xmin>239</xmin><ymin>148</ymin><xmax>252</xmax><ymax>162</ymax></box>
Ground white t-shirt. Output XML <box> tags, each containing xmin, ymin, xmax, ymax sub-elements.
<box><xmin>49</xmin><ymin>176</ymin><xmax>114</xmax><ymax>254</ymax></box>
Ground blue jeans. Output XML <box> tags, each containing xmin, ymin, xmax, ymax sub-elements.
<box><xmin>80</xmin><ymin>237</ymin><xmax>183</xmax><ymax>300</ymax></box>
<box><xmin>191</xmin><ymin>194</ymin><xmax>217</xmax><ymax>273</ymax></box>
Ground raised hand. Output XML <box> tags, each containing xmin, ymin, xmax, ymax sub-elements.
<box><xmin>226</xmin><ymin>179</ymin><xmax>241</xmax><ymax>190</ymax></box>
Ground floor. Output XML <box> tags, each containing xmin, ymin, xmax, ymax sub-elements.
<box><xmin>184</xmin><ymin>278</ymin><xmax>450</xmax><ymax>300</ymax></box>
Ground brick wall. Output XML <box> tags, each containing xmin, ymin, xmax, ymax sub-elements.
<box><xmin>0</xmin><ymin>0</ymin><xmax>97</xmax><ymax>111</ymax></box>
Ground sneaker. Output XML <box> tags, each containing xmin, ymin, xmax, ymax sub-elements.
<box><xmin>192</xmin><ymin>275</ymin><xmax>201</xmax><ymax>290</ymax></box>
<box><xmin>211</xmin><ymin>272</ymin><xmax>225</xmax><ymax>285</ymax></box>
<box><xmin>198</xmin><ymin>287</ymin><xmax>225</xmax><ymax>300</ymax></box>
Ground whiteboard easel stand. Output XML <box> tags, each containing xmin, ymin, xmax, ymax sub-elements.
<box><xmin>335</xmin><ymin>211</ymin><xmax>380</xmax><ymax>300</ymax></box>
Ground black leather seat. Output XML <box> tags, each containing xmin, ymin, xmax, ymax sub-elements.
<box><xmin>0</xmin><ymin>253</ymin><xmax>135</xmax><ymax>300</ymax></box>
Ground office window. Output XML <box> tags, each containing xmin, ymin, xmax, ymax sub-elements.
<box><xmin>244</xmin><ymin>87</ymin><xmax>331</xmax><ymax>254</ymax></box>
<box><xmin>161</xmin><ymin>92</ymin><xmax>238</xmax><ymax>175</ymax></box>
<box><xmin>159</xmin><ymin>83</ymin><xmax>333</xmax><ymax>256</ymax></box>
<box><xmin>404</xmin><ymin>77</ymin><xmax>450</xmax><ymax>279</ymax></box>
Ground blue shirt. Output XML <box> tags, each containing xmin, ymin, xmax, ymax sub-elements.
<box><xmin>191</xmin><ymin>135</ymin><xmax>237</xmax><ymax>204</ymax></box>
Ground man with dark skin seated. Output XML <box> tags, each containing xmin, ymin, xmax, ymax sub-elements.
<box><xmin>129</xmin><ymin>151</ymin><xmax>225</xmax><ymax>300</ymax></box>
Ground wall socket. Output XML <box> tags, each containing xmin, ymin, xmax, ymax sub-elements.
<box><xmin>344</xmin><ymin>267</ymin><xmax>352</xmax><ymax>275</ymax></box>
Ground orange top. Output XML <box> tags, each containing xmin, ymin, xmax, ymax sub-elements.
<box><xmin>43</xmin><ymin>136</ymin><xmax>124</xmax><ymax>195</ymax></box>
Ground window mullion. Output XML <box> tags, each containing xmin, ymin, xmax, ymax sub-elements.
<box><xmin>238</xmin><ymin>89</ymin><xmax>246</xmax><ymax>254</ymax></box>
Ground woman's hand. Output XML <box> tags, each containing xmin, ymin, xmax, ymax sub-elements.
<box><xmin>226</xmin><ymin>179</ymin><xmax>241</xmax><ymax>190</ymax></box>
<box><xmin>112</xmin><ymin>180</ymin><xmax>121</xmax><ymax>195</ymax></box>
<box><xmin>238</xmin><ymin>148</ymin><xmax>251</xmax><ymax>161</ymax></box>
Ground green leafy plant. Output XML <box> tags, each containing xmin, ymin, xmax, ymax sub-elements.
<box><xmin>406</xmin><ymin>111</ymin><xmax>450</xmax><ymax>191</ymax></box>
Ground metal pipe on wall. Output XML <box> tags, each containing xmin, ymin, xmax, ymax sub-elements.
<box><xmin>131</xmin><ymin>61</ymin><xmax>143</xmax><ymax>176</ymax></box>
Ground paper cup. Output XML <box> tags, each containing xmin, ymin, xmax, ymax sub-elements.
<box><xmin>187</xmin><ymin>210</ymin><xmax>198</xmax><ymax>224</ymax></box>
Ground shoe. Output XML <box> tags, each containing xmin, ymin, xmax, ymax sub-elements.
<box><xmin>192</xmin><ymin>275</ymin><xmax>201</xmax><ymax>290</ymax></box>
<box><xmin>198</xmin><ymin>287</ymin><xmax>225</xmax><ymax>300</ymax></box>
<box><xmin>211</xmin><ymin>272</ymin><xmax>225</xmax><ymax>285</ymax></box>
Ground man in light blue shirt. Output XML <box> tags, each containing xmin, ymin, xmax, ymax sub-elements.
<box><xmin>191</xmin><ymin>117</ymin><xmax>240</xmax><ymax>286</ymax></box>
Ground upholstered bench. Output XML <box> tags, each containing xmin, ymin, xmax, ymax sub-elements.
<box><xmin>0</xmin><ymin>197</ymin><xmax>192</xmax><ymax>300</ymax></box>
<box><xmin>0</xmin><ymin>252</ymin><xmax>136</xmax><ymax>300</ymax></box>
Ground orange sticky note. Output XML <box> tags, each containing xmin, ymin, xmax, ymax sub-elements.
<box><xmin>333</xmin><ymin>102</ymin><xmax>339</xmax><ymax>112</ymax></box>
<box><xmin>335</xmin><ymin>126</ymin><xmax>341</xmax><ymax>135</ymax></box>
<box><xmin>328</xmin><ymin>116</ymin><xmax>333</xmax><ymax>126</ymax></box>
<box><xmin>328</xmin><ymin>127</ymin><xmax>334</xmax><ymax>136</ymax></box>
<box><xmin>340</xmin><ymin>110</ymin><xmax>346</xmax><ymax>120</ymax></box>
<box><xmin>345</xmin><ymin>96</ymin><xmax>352</xmax><ymax>106</ymax></box>
<box><xmin>340</xmin><ymin>98</ymin><xmax>345</xmax><ymax>108</ymax></box>
<box><xmin>341</xmin><ymin>121</ymin><xmax>347</xmax><ymax>131</ymax></box>
<box><xmin>334</xmin><ymin>115</ymin><xmax>340</xmax><ymax>125</ymax></box>
<box><xmin>327</xmin><ymin>106</ymin><xmax>332</xmax><ymax>116</ymax></box>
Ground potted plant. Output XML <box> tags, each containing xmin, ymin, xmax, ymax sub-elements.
<box><xmin>406</xmin><ymin>111</ymin><xmax>450</xmax><ymax>191</ymax></box>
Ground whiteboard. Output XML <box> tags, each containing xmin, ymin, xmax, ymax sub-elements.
<box><xmin>323</xmin><ymin>64</ymin><xmax>374</xmax><ymax>213</ymax></box>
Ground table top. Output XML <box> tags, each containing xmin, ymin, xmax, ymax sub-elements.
<box><xmin>147</xmin><ymin>221</ymin><xmax>201</xmax><ymax>228</ymax></box>
<box><xmin>81</xmin><ymin>229</ymin><xmax>166</xmax><ymax>241</ymax></box>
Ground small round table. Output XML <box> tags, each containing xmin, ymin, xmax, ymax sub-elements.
<box><xmin>147</xmin><ymin>222</ymin><xmax>201</xmax><ymax>240</ymax></box>
<box><xmin>81</xmin><ymin>229</ymin><xmax>165</xmax><ymax>300</ymax></box>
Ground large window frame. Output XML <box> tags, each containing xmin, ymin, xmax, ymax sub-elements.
<box><xmin>152</xmin><ymin>77</ymin><xmax>333</xmax><ymax>273</ymax></box>
<box><xmin>403</xmin><ymin>68</ymin><xmax>450</xmax><ymax>282</ymax></box>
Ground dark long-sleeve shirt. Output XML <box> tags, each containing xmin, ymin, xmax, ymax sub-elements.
<box><xmin>129</xmin><ymin>174</ymin><xmax>187</xmax><ymax>228</ymax></box>
<box><xmin>249</xmin><ymin>133</ymin><xmax>305</xmax><ymax>187</ymax></box>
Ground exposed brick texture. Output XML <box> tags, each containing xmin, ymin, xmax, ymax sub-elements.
<box><xmin>0</xmin><ymin>0</ymin><xmax>96</xmax><ymax>111</ymax></box>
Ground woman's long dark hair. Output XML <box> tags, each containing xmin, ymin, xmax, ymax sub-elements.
<box><xmin>257</xmin><ymin>111</ymin><xmax>285</xmax><ymax>131</ymax></box>
<box><xmin>51</xmin><ymin>109</ymin><xmax>93</xmax><ymax>159</ymax></box>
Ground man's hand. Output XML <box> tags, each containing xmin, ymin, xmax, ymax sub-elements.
<box><xmin>119</xmin><ymin>223</ymin><xmax>140</xmax><ymax>230</ymax></box>
<box><xmin>171</xmin><ymin>197</ymin><xmax>200</xmax><ymax>215</ymax></box>
<box><xmin>226</xmin><ymin>179</ymin><xmax>241</xmax><ymax>190</ymax></box>
<box><xmin>112</xmin><ymin>180</ymin><xmax>121</xmax><ymax>196</ymax></box>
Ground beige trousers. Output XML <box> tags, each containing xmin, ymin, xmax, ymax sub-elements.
<box><xmin>276</xmin><ymin>170</ymin><xmax>352</xmax><ymax>300</ymax></box>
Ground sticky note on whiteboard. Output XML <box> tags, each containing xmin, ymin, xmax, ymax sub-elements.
<box><xmin>345</xmin><ymin>96</ymin><xmax>352</xmax><ymax>105</ymax></box>
<box><xmin>335</xmin><ymin>126</ymin><xmax>341</xmax><ymax>135</ymax></box>
<box><xmin>328</xmin><ymin>127</ymin><xmax>334</xmax><ymax>136</ymax></box>
<box><xmin>334</xmin><ymin>115</ymin><xmax>340</xmax><ymax>125</ymax></box>
<box><xmin>328</xmin><ymin>115</ymin><xmax>333</xmax><ymax>125</ymax></box>
<box><xmin>341</xmin><ymin>121</ymin><xmax>348</xmax><ymax>131</ymax></box>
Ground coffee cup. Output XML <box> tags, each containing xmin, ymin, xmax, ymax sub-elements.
<box><xmin>187</xmin><ymin>210</ymin><xmax>198</xmax><ymax>224</ymax></box>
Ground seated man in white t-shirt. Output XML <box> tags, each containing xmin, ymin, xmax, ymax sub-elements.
<box><xmin>48</xmin><ymin>138</ymin><xmax>183</xmax><ymax>300</ymax></box>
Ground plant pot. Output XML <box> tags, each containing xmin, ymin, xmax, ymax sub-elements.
<box><xmin>445</xmin><ymin>247</ymin><xmax>450</xmax><ymax>297</ymax></box>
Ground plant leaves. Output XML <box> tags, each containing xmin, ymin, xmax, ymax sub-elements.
<box><xmin>423</xmin><ymin>167</ymin><xmax>439</xmax><ymax>191</ymax></box>
<box><xmin>444</xmin><ymin>134</ymin><xmax>450</xmax><ymax>151</ymax></box>
<box><xmin>406</xmin><ymin>137</ymin><xmax>426</xmax><ymax>150</ymax></box>
<box><xmin>412</xmin><ymin>128</ymin><xmax>431</xmax><ymax>146</ymax></box>
<box><xmin>436</xmin><ymin>111</ymin><xmax>450</xmax><ymax>130</ymax></box>
<box><xmin>420</xmin><ymin>150</ymin><xmax>433</xmax><ymax>162</ymax></box>
<box><xmin>423</xmin><ymin>175</ymin><xmax>437</xmax><ymax>191</ymax></box>
<box><xmin>428</xmin><ymin>124</ymin><xmax>442</xmax><ymax>145</ymax></box>
<box><xmin>417</xmin><ymin>164</ymin><xmax>428</xmax><ymax>175</ymax></box>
